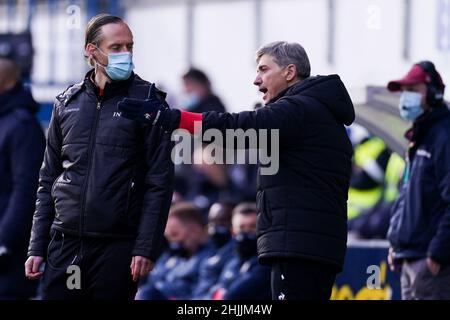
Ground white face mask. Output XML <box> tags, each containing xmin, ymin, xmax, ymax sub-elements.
<box><xmin>398</xmin><ymin>91</ymin><xmax>424</xmax><ymax>121</ymax></box>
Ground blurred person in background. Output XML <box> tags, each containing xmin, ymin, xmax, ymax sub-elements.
<box><xmin>119</xmin><ymin>41</ymin><xmax>355</xmax><ymax>300</ymax></box>
<box><xmin>207</xmin><ymin>202</ymin><xmax>234</xmax><ymax>250</ymax></box>
<box><xmin>346</xmin><ymin>124</ymin><xmax>405</xmax><ymax>240</ymax></box>
<box><xmin>135</xmin><ymin>209</ymin><xmax>188</xmax><ymax>300</ymax></box>
<box><xmin>181</xmin><ymin>68</ymin><xmax>226</xmax><ymax>113</ymax></box>
<box><xmin>387</xmin><ymin>61</ymin><xmax>450</xmax><ymax>300</ymax></box>
<box><xmin>24</xmin><ymin>14</ymin><xmax>174</xmax><ymax>300</ymax></box>
<box><xmin>207</xmin><ymin>202</ymin><xmax>271</xmax><ymax>300</ymax></box>
<box><xmin>138</xmin><ymin>202</ymin><xmax>214</xmax><ymax>300</ymax></box>
<box><xmin>172</xmin><ymin>68</ymin><xmax>227</xmax><ymax>207</ymax></box>
<box><xmin>0</xmin><ymin>58</ymin><xmax>45</xmax><ymax>299</ymax></box>
<box><xmin>186</xmin><ymin>147</ymin><xmax>231</xmax><ymax>215</ymax></box>
<box><xmin>347</xmin><ymin>136</ymin><xmax>391</xmax><ymax>221</ymax></box>
<box><xmin>174</xmin><ymin>68</ymin><xmax>227</xmax><ymax>206</ymax></box>
<box><xmin>191</xmin><ymin>202</ymin><xmax>235</xmax><ymax>299</ymax></box>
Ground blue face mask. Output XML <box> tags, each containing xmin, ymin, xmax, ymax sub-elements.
<box><xmin>398</xmin><ymin>91</ymin><xmax>424</xmax><ymax>121</ymax></box>
<box><xmin>95</xmin><ymin>47</ymin><xmax>134</xmax><ymax>81</ymax></box>
<box><xmin>181</xmin><ymin>92</ymin><xmax>201</xmax><ymax>110</ymax></box>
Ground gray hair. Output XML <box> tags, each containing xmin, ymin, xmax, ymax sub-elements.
<box><xmin>256</xmin><ymin>41</ymin><xmax>311</xmax><ymax>80</ymax></box>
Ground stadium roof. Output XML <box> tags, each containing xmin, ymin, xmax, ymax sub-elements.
<box><xmin>355</xmin><ymin>86</ymin><xmax>409</xmax><ymax>155</ymax></box>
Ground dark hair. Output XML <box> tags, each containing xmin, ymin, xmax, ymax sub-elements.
<box><xmin>169</xmin><ymin>202</ymin><xmax>204</xmax><ymax>227</ymax></box>
<box><xmin>85</xmin><ymin>13</ymin><xmax>124</xmax><ymax>48</ymax></box>
<box><xmin>182</xmin><ymin>68</ymin><xmax>211</xmax><ymax>89</ymax></box>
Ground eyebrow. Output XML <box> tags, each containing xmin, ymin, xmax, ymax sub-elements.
<box><xmin>108</xmin><ymin>41</ymin><xmax>134</xmax><ymax>47</ymax></box>
<box><xmin>258</xmin><ymin>65</ymin><xmax>268</xmax><ymax>71</ymax></box>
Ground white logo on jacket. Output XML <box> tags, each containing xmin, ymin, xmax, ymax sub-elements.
<box><xmin>65</xmin><ymin>108</ymin><xmax>79</xmax><ymax>113</ymax></box>
<box><xmin>416</xmin><ymin>149</ymin><xmax>431</xmax><ymax>159</ymax></box>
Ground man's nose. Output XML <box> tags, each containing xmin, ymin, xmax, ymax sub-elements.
<box><xmin>253</xmin><ymin>76</ymin><xmax>261</xmax><ymax>86</ymax></box>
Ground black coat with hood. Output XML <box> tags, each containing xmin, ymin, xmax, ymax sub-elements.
<box><xmin>0</xmin><ymin>83</ymin><xmax>45</xmax><ymax>297</ymax></box>
<box><xmin>0</xmin><ymin>84</ymin><xmax>45</xmax><ymax>252</ymax></box>
<box><xmin>201</xmin><ymin>75</ymin><xmax>355</xmax><ymax>269</ymax></box>
<box><xmin>28</xmin><ymin>71</ymin><xmax>174</xmax><ymax>261</ymax></box>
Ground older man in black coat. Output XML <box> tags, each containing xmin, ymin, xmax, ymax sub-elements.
<box><xmin>119</xmin><ymin>41</ymin><xmax>355</xmax><ymax>300</ymax></box>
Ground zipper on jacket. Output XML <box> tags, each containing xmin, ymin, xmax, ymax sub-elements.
<box><xmin>125</xmin><ymin>179</ymin><xmax>134</xmax><ymax>215</ymax></box>
<box><xmin>79</xmin><ymin>100</ymin><xmax>102</xmax><ymax>236</ymax></box>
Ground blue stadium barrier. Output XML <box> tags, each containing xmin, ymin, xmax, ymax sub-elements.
<box><xmin>333</xmin><ymin>240</ymin><xmax>401</xmax><ymax>300</ymax></box>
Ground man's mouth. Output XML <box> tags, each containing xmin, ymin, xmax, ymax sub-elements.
<box><xmin>259</xmin><ymin>88</ymin><xmax>268</xmax><ymax>100</ymax></box>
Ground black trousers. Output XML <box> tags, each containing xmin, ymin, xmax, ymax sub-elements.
<box><xmin>271</xmin><ymin>258</ymin><xmax>338</xmax><ymax>300</ymax></box>
<box><xmin>41</xmin><ymin>230</ymin><xmax>137</xmax><ymax>300</ymax></box>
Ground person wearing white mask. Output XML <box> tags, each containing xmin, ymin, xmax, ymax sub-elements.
<box><xmin>387</xmin><ymin>61</ymin><xmax>450</xmax><ymax>300</ymax></box>
<box><xmin>25</xmin><ymin>14</ymin><xmax>174</xmax><ymax>300</ymax></box>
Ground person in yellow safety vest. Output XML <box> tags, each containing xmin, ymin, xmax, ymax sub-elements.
<box><xmin>347</xmin><ymin>137</ymin><xmax>391</xmax><ymax>220</ymax></box>
<box><xmin>348</xmin><ymin>150</ymin><xmax>405</xmax><ymax>239</ymax></box>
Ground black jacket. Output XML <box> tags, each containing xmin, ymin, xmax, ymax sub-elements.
<box><xmin>190</xmin><ymin>94</ymin><xmax>226</xmax><ymax>113</ymax></box>
<box><xmin>0</xmin><ymin>83</ymin><xmax>44</xmax><ymax>298</ymax></box>
<box><xmin>0</xmin><ymin>84</ymin><xmax>45</xmax><ymax>252</ymax></box>
<box><xmin>388</xmin><ymin>105</ymin><xmax>450</xmax><ymax>265</ymax></box>
<box><xmin>201</xmin><ymin>75</ymin><xmax>355</xmax><ymax>269</ymax></box>
<box><xmin>28</xmin><ymin>71</ymin><xmax>174</xmax><ymax>261</ymax></box>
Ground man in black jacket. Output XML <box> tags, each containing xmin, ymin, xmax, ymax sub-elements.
<box><xmin>0</xmin><ymin>58</ymin><xmax>45</xmax><ymax>299</ymax></box>
<box><xmin>118</xmin><ymin>41</ymin><xmax>355</xmax><ymax>300</ymax></box>
<box><xmin>387</xmin><ymin>61</ymin><xmax>450</xmax><ymax>300</ymax></box>
<box><xmin>24</xmin><ymin>14</ymin><xmax>174</xmax><ymax>300</ymax></box>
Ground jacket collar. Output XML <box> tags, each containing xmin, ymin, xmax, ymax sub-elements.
<box><xmin>267</xmin><ymin>79</ymin><xmax>303</xmax><ymax>104</ymax></box>
<box><xmin>405</xmin><ymin>104</ymin><xmax>450</xmax><ymax>144</ymax></box>
<box><xmin>84</xmin><ymin>69</ymin><xmax>135</xmax><ymax>101</ymax></box>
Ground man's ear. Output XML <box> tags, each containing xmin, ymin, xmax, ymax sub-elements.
<box><xmin>285</xmin><ymin>64</ymin><xmax>298</xmax><ymax>82</ymax></box>
<box><xmin>85</xmin><ymin>43</ymin><xmax>96</xmax><ymax>59</ymax></box>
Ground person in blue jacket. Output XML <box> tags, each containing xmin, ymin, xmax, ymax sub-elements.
<box><xmin>135</xmin><ymin>245</ymin><xmax>183</xmax><ymax>300</ymax></box>
<box><xmin>0</xmin><ymin>58</ymin><xmax>45</xmax><ymax>299</ymax></box>
<box><xmin>138</xmin><ymin>202</ymin><xmax>215</xmax><ymax>300</ymax></box>
<box><xmin>191</xmin><ymin>202</ymin><xmax>235</xmax><ymax>299</ymax></box>
<box><xmin>207</xmin><ymin>203</ymin><xmax>271</xmax><ymax>300</ymax></box>
<box><xmin>387</xmin><ymin>61</ymin><xmax>450</xmax><ymax>300</ymax></box>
